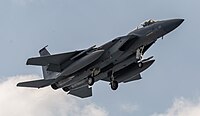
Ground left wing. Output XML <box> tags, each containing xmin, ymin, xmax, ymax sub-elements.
<box><xmin>17</xmin><ymin>79</ymin><xmax>55</xmax><ymax>88</ymax></box>
<box><xmin>69</xmin><ymin>86</ymin><xmax>92</xmax><ymax>98</ymax></box>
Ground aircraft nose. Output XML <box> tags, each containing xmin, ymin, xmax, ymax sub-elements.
<box><xmin>162</xmin><ymin>19</ymin><xmax>184</xmax><ymax>33</ymax></box>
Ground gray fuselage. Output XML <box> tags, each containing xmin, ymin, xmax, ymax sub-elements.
<box><xmin>52</xmin><ymin>19</ymin><xmax>184</xmax><ymax>90</ymax></box>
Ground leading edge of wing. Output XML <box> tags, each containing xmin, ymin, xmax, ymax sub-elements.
<box><xmin>17</xmin><ymin>79</ymin><xmax>55</xmax><ymax>88</ymax></box>
<box><xmin>26</xmin><ymin>50</ymin><xmax>83</xmax><ymax>66</ymax></box>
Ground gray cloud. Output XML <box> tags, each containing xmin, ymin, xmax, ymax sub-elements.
<box><xmin>0</xmin><ymin>75</ymin><xmax>108</xmax><ymax>116</ymax></box>
<box><xmin>151</xmin><ymin>97</ymin><xmax>200</xmax><ymax>116</ymax></box>
<box><xmin>120</xmin><ymin>103</ymin><xmax>138</xmax><ymax>113</ymax></box>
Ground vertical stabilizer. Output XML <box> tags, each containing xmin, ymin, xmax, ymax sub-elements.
<box><xmin>39</xmin><ymin>46</ymin><xmax>54</xmax><ymax>80</ymax></box>
<box><xmin>39</xmin><ymin>45</ymin><xmax>50</xmax><ymax>56</ymax></box>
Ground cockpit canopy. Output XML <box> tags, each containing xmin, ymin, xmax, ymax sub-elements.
<box><xmin>141</xmin><ymin>19</ymin><xmax>157</xmax><ymax>27</ymax></box>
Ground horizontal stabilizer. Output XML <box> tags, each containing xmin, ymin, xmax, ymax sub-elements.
<box><xmin>26</xmin><ymin>50</ymin><xmax>82</xmax><ymax>66</ymax></box>
<box><xmin>69</xmin><ymin>86</ymin><xmax>92</xmax><ymax>98</ymax></box>
<box><xmin>17</xmin><ymin>79</ymin><xmax>55</xmax><ymax>88</ymax></box>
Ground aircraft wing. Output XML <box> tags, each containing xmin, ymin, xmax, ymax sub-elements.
<box><xmin>17</xmin><ymin>79</ymin><xmax>55</xmax><ymax>88</ymax></box>
<box><xmin>69</xmin><ymin>86</ymin><xmax>92</xmax><ymax>98</ymax></box>
<box><xmin>123</xmin><ymin>74</ymin><xmax>142</xmax><ymax>83</ymax></box>
<box><xmin>26</xmin><ymin>50</ymin><xmax>83</xmax><ymax>66</ymax></box>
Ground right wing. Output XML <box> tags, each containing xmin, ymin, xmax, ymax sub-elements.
<box><xmin>69</xmin><ymin>86</ymin><xmax>92</xmax><ymax>98</ymax></box>
<box><xmin>26</xmin><ymin>50</ymin><xmax>82</xmax><ymax>66</ymax></box>
<box><xmin>123</xmin><ymin>74</ymin><xmax>142</xmax><ymax>83</ymax></box>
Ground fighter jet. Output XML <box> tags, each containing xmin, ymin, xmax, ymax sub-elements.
<box><xmin>17</xmin><ymin>18</ymin><xmax>184</xmax><ymax>98</ymax></box>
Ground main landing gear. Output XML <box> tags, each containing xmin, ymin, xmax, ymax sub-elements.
<box><xmin>62</xmin><ymin>87</ymin><xmax>69</xmax><ymax>92</ymax></box>
<box><xmin>87</xmin><ymin>68</ymin><xmax>101</xmax><ymax>86</ymax></box>
<box><xmin>108</xmin><ymin>71</ymin><xmax>119</xmax><ymax>90</ymax></box>
<box><xmin>88</xmin><ymin>76</ymin><xmax>94</xmax><ymax>86</ymax></box>
<box><xmin>111</xmin><ymin>81</ymin><xmax>118</xmax><ymax>90</ymax></box>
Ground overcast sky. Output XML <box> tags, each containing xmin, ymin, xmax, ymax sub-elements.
<box><xmin>0</xmin><ymin>0</ymin><xmax>200</xmax><ymax>116</ymax></box>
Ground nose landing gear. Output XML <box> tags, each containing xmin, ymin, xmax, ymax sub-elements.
<box><xmin>136</xmin><ymin>46</ymin><xmax>145</xmax><ymax>68</ymax></box>
<box><xmin>138</xmin><ymin>62</ymin><xmax>143</xmax><ymax>68</ymax></box>
<box><xmin>136</xmin><ymin>46</ymin><xmax>144</xmax><ymax>61</ymax></box>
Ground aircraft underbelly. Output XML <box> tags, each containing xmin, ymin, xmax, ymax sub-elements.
<box><xmin>115</xmin><ymin>60</ymin><xmax>155</xmax><ymax>82</ymax></box>
<box><xmin>60</xmin><ymin>50</ymin><xmax>104</xmax><ymax>77</ymax></box>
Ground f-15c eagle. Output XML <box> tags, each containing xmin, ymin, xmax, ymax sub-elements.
<box><xmin>17</xmin><ymin>19</ymin><xmax>184</xmax><ymax>98</ymax></box>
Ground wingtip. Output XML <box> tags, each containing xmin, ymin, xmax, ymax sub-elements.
<box><xmin>26</xmin><ymin>59</ymin><xmax>30</xmax><ymax>65</ymax></box>
<box><xmin>149</xmin><ymin>59</ymin><xmax>156</xmax><ymax>65</ymax></box>
<box><xmin>16</xmin><ymin>82</ymin><xmax>22</xmax><ymax>87</ymax></box>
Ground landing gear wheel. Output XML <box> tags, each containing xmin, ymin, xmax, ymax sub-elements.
<box><xmin>111</xmin><ymin>81</ymin><xmax>118</xmax><ymax>90</ymax></box>
<box><xmin>51</xmin><ymin>84</ymin><xmax>58</xmax><ymax>90</ymax></box>
<box><xmin>88</xmin><ymin>77</ymin><xmax>94</xmax><ymax>86</ymax></box>
<box><xmin>62</xmin><ymin>87</ymin><xmax>69</xmax><ymax>92</ymax></box>
<box><xmin>136</xmin><ymin>46</ymin><xmax>144</xmax><ymax>60</ymax></box>
<box><xmin>138</xmin><ymin>62</ymin><xmax>143</xmax><ymax>68</ymax></box>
